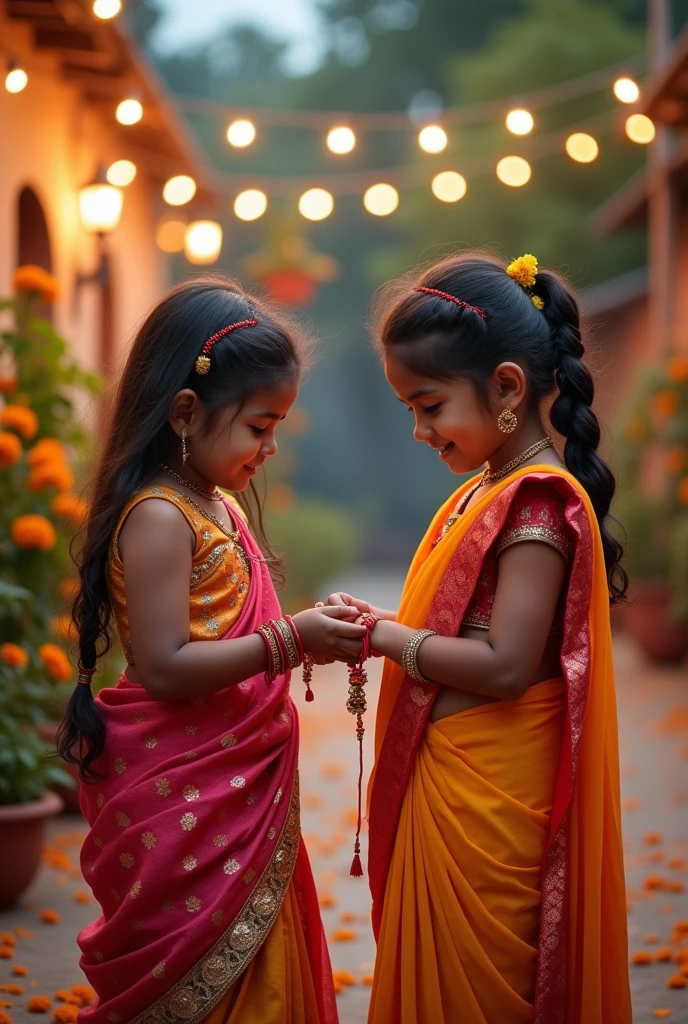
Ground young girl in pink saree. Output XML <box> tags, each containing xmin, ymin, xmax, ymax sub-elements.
<box><xmin>57</xmin><ymin>278</ymin><xmax>364</xmax><ymax>1024</ymax></box>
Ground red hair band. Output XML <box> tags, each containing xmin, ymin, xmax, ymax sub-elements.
<box><xmin>195</xmin><ymin>316</ymin><xmax>259</xmax><ymax>375</ymax></box>
<box><xmin>414</xmin><ymin>286</ymin><xmax>487</xmax><ymax>321</ymax></box>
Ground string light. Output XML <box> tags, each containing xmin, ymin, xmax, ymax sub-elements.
<box><xmin>156</xmin><ymin>218</ymin><xmax>187</xmax><ymax>253</ymax></box>
<box><xmin>93</xmin><ymin>0</ymin><xmax>122</xmax><ymax>18</ymax></box>
<box><xmin>613</xmin><ymin>77</ymin><xmax>640</xmax><ymax>104</ymax></box>
<box><xmin>363</xmin><ymin>183</ymin><xmax>399</xmax><ymax>216</ymax></box>
<box><xmin>116</xmin><ymin>98</ymin><xmax>143</xmax><ymax>125</ymax></box>
<box><xmin>431</xmin><ymin>171</ymin><xmax>467</xmax><ymax>202</ymax></box>
<box><xmin>565</xmin><ymin>132</ymin><xmax>599</xmax><ymax>163</ymax></box>
<box><xmin>162</xmin><ymin>175</ymin><xmax>197</xmax><ymax>206</ymax></box>
<box><xmin>326</xmin><ymin>126</ymin><xmax>356</xmax><ymax>154</ymax></box>
<box><xmin>505</xmin><ymin>109</ymin><xmax>534</xmax><ymax>136</ymax></box>
<box><xmin>298</xmin><ymin>188</ymin><xmax>334</xmax><ymax>221</ymax></box>
<box><xmin>234</xmin><ymin>189</ymin><xmax>268</xmax><ymax>221</ymax></box>
<box><xmin>496</xmin><ymin>156</ymin><xmax>531</xmax><ymax>187</ymax></box>
<box><xmin>184</xmin><ymin>221</ymin><xmax>222</xmax><ymax>265</ymax></box>
<box><xmin>418</xmin><ymin>125</ymin><xmax>448</xmax><ymax>154</ymax></box>
<box><xmin>226</xmin><ymin>119</ymin><xmax>256</xmax><ymax>147</ymax></box>
<box><xmin>625</xmin><ymin>113</ymin><xmax>655</xmax><ymax>144</ymax></box>
<box><xmin>5</xmin><ymin>66</ymin><xmax>28</xmax><ymax>93</ymax></box>
<box><xmin>106</xmin><ymin>160</ymin><xmax>137</xmax><ymax>186</ymax></box>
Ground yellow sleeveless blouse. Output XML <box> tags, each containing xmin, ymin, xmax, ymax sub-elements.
<box><xmin>108</xmin><ymin>485</ymin><xmax>251</xmax><ymax>665</ymax></box>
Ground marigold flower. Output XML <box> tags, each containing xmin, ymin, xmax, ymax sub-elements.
<box><xmin>11</xmin><ymin>515</ymin><xmax>57</xmax><ymax>551</ymax></box>
<box><xmin>506</xmin><ymin>253</ymin><xmax>538</xmax><ymax>289</ymax></box>
<box><xmin>668</xmin><ymin>857</ymin><xmax>686</xmax><ymax>870</ymax></box>
<box><xmin>531</xmin><ymin>294</ymin><xmax>545</xmax><ymax>310</ymax></box>
<box><xmin>678</xmin><ymin>477</ymin><xmax>688</xmax><ymax>506</ymax></box>
<box><xmin>0</xmin><ymin>405</ymin><xmax>38</xmax><ymax>441</ymax></box>
<box><xmin>38</xmin><ymin>646</ymin><xmax>71</xmax><ymax>684</ymax></box>
<box><xmin>667</xmin><ymin>354</ymin><xmax>688</xmax><ymax>382</ymax></box>
<box><xmin>13</xmin><ymin>265</ymin><xmax>59</xmax><ymax>304</ymax></box>
<box><xmin>0</xmin><ymin>1011</ymin><xmax>12</xmax><ymax>1024</ymax></box>
<box><xmin>630</xmin><ymin>950</ymin><xmax>653</xmax><ymax>965</ymax></box>
<box><xmin>27</xmin><ymin>439</ymin><xmax>65</xmax><ymax>467</ymax></box>
<box><xmin>68</xmin><ymin>986</ymin><xmax>94</xmax><ymax>1005</ymax></box>
<box><xmin>39</xmin><ymin>909</ymin><xmax>60</xmax><ymax>925</ymax></box>
<box><xmin>0</xmin><ymin>934</ymin><xmax>16</xmax><ymax>947</ymax></box>
<box><xmin>666</xmin><ymin>880</ymin><xmax>685</xmax><ymax>893</ymax></box>
<box><xmin>0</xmin><ymin>644</ymin><xmax>29</xmax><ymax>669</ymax></box>
<box><xmin>331</xmin><ymin>928</ymin><xmax>356</xmax><ymax>942</ymax></box>
<box><xmin>666</xmin><ymin>974</ymin><xmax>687</xmax><ymax>989</ymax></box>
<box><xmin>332</xmin><ymin>970</ymin><xmax>356</xmax><ymax>987</ymax></box>
<box><xmin>651</xmin><ymin>390</ymin><xmax>678</xmax><ymax>420</ymax></box>
<box><xmin>52</xmin><ymin>1006</ymin><xmax>79</xmax><ymax>1023</ymax></box>
<box><xmin>0</xmin><ymin>947</ymin><xmax>13</xmax><ymax>959</ymax></box>
<box><xmin>0</xmin><ymin>984</ymin><xmax>22</xmax><ymax>995</ymax></box>
<box><xmin>655</xmin><ymin>948</ymin><xmax>674</xmax><ymax>962</ymax></box>
<box><xmin>28</xmin><ymin>462</ymin><xmax>74</xmax><ymax>493</ymax></box>
<box><xmin>26</xmin><ymin>994</ymin><xmax>51</xmax><ymax>1012</ymax></box>
<box><xmin>0</xmin><ymin>377</ymin><xmax>18</xmax><ymax>393</ymax></box>
<box><xmin>644</xmin><ymin>874</ymin><xmax>666</xmax><ymax>891</ymax></box>
<box><xmin>51</xmin><ymin>494</ymin><xmax>88</xmax><ymax>526</ymax></box>
<box><xmin>0</xmin><ymin>431</ymin><xmax>22</xmax><ymax>468</ymax></box>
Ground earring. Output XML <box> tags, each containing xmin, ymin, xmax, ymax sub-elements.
<box><xmin>497</xmin><ymin>408</ymin><xmax>518</xmax><ymax>434</ymax></box>
<box><xmin>181</xmin><ymin>428</ymin><xmax>188</xmax><ymax>465</ymax></box>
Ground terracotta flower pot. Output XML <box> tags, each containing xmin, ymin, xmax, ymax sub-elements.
<box><xmin>624</xmin><ymin>581</ymin><xmax>688</xmax><ymax>664</ymax></box>
<box><xmin>0</xmin><ymin>790</ymin><xmax>63</xmax><ymax>908</ymax></box>
<box><xmin>37</xmin><ymin>721</ymin><xmax>82</xmax><ymax>814</ymax></box>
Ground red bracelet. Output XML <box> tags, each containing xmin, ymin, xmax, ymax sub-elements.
<box><xmin>284</xmin><ymin>615</ymin><xmax>305</xmax><ymax>664</ymax></box>
<box><xmin>269</xmin><ymin>619</ymin><xmax>292</xmax><ymax>674</ymax></box>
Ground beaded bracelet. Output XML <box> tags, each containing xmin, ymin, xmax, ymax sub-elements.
<box><xmin>401</xmin><ymin>628</ymin><xmax>437</xmax><ymax>684</ymax></box>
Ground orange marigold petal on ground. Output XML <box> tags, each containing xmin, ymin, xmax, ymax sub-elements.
<box><xmin>38</xmin><ymin>910</ymin><xmax>60</xmax><ymax>925</ymax></box>
<box><xmin>331</xmin><ymin>928</ymin><xmax>357</xmax><ymax>942</ymax></box>
<box><xmin>13</xmin><ymin>927</ymin><xmax>34</xmax><ymax>938</ymax></box>
<box><xmin>0</xmin><ymin>934</ymin><xmax>16</xmax><ymax>947</ymax></box>
<box><xmin>653</xmin><ymin>1011</ymin><xmax>672</xmax><ymax>1019</ymax></box>
<box><xmin>0</xmin><ymin>1011</ymin><xmax>12</xmax><ymax>1024</ymax></box>
<box><xmin>644</xmin><ymin>874</ymin><xmax>667</xmax><ymax>890</ymax></box>
<box><xmin>52</xmin><ymin>1009</ymin><xmax>78</xmax><ymax>1024</ymax></box>
<box><xmin>644</xmin><ymin>832</ymin><xmax>663</xmax><ymax>846</ymax></box>
<box><xmin>0</xmin><ymin>986</ymin><xmax>22</xmax><ymax>995</ymax></box>
<box><xmin>362</xmin><ymin>974</ymin><xmax>374</xmax><ymax>985</ymax></box>
<box><xmin>656</xmin><ymin>948</ymin><xmax>674</xmax><ymax>962</ymax></box>
<box><xmin>332</xmin><ymin>971</ymin><xmax>356</xmax><ymax>987</ymax></box>
<box><xmin>339</xmin><ymin>912</ymin><xmax>357</xmax><ymax>923</ymax></box>
<box><xmin>644</xmin><ymin>933</ymin><xmax>661</xmax><ymax>943</ymax></box>
<box><xmin>0</xmin><ymin>947</ymin><xmax>14</xmax><ymax>959</ymax></box>
<box><xmin>72</xmin><ymin>891</ymin><xmax>90</xmax><ymax>905</ymax></box>
<box><xmin>68</xmin><ymin>986</ymin><xmax>94</xmax><ymax>1005</ymax></box>
<box><xmin>667</xmin><ymin>881</ymin><xmax>685</xmax><ymax>893</ymax></box>
<box><xmin>26</xmin><ymin>995</ymin><xmax>52</xmax><ymax>1011</ymax></box>
<box><xmin>318</xmin><ymin>894</ymin><xmax>336</xmax><ymax>908</ymax></box>
<box><xmin>667</xmin><ymin>857</ymin><xmax>686</xmax><ymax>871</ymax></box>
<box><xmin>666</xmin><ymin>974</ymin><xmax>687</xmax><ymax>989</ymax></box>
<box><xmin>631</xmin><ymin>951</ymin><xmax>653</xmax><ymax>965</ymax></box>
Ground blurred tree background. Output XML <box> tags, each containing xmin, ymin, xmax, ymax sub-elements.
<box><xmin>125</xmin><ymin>0</ymin><xmax>688</xmax><ymax>561</ymax></box>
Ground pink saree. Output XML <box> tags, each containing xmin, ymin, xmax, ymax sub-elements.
<box><xmin>77</xmin><ymin>502</ymin><xmax>336</xmax><ymax>1024</ymax></box>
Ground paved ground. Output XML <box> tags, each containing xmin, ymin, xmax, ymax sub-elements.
<box><xmin>1</xmin><ymin>569</ymin><xmax>687</xmax><ymax>1022</ymax></box>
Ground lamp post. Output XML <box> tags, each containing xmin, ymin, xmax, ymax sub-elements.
<box><xmin>76</xmin><ymin>167</ymin><xmax>123</xmax><ymax>376</ymax></box>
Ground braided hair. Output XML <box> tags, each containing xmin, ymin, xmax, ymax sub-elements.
<box><xmin>375</xmin><ymin>253</ymin><xmax>627</xmax><ymax>603</ymax></box>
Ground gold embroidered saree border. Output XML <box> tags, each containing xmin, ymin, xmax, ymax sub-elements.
<box><xmin>130</xmin><ymin>775</ymin><xmax>301</xmax><ymax>1024</ymax></box>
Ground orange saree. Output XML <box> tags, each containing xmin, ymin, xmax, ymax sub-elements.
<box><xmin>367</xmin><ymin>467</ymin><xmax>630</xmax><ymax>1024</ymax></box>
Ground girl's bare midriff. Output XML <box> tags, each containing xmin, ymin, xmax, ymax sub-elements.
<box><xmin>428</xmin><ymin>627</ymin><xmax>563</xmax><ymax>722</ymax></box>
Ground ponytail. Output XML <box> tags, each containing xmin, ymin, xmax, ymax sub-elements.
<box><xmin>537</xmin><ymin>270</ymin><xmax>628</xmax><ymax>603</ymax></box>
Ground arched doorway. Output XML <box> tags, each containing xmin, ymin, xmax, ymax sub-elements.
<box><xmin>16</xmin><ymin>186</ymin><xmax>53</xmax><ymax>321</ymax></box>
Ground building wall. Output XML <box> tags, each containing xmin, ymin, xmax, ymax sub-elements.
<box><xmin>0</xmin><ymin>15</ymin><xmax>167</xmax><ymax>379</ymax></box>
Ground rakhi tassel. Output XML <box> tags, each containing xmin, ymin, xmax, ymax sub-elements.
<box><xmin>303</xmin><ymin>654</ymin><xmax>315</xmax><ymax>701</ymax></box>
<box><xmin>349</xmin><ymin>715</ymin><xmax>365</xmax><ymax>877</ymax></box>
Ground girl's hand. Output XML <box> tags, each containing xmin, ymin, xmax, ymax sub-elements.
<box><xmin>325</xmin><ymin>592</ymin><xmax>397</xmax><ymax>622</ymax></box>
<box><xmin>292</xmin><ymin>606</ymin><xmax>366</xmax><ymax>663</ymax></box>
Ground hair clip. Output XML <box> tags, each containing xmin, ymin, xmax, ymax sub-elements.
<box><xmin>414</xmin><ymin>286</ymin><xmax>487</xmax><ymax>320</ymax></box>
<box><xmin>195</xmin><ymin>316</ymin><xmax>259</xmax><ymax>375</ymax></box>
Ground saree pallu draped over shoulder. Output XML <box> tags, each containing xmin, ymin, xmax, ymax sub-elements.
<box><xmin>367</xmin><ymin>466</ymin><xmax>631</xmax><ymax>1024</ymax></box>
<box><xmin>77</xmin><ymin>503</ymin><xmax>337</xmax><ymax>1024</ymax></box>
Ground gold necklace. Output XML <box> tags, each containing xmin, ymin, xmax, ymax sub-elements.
<box><xmin>178</xmin><ymin>493</ymin><xmax>240</xmax><ymax>542</ymax></box>
<box><xmin>481</xmin><ymin>436</ymin><xmax>554</xmax><ymax>484</ymax></box>
<box><xmin>160</xmin><ymin>464</ymin><xmax>224</xmax><ymax>501</ymax></box>
<box><xmin>435</xmin><ymin>436</ymin><xmax>554</xmax><ymax>544</ymax></box>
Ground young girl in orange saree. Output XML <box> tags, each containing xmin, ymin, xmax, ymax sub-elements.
<box><xmin>57</xmin><ymin>278</ymin><xmax>366</xmax><ymax>1024</ymax></box>
<box><xmin>329</xmin><ymin>253</ymin><xmax>631</xmax><ymax>1023</ymax></box>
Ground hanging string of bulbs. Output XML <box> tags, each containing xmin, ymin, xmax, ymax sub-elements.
<box><xmin>2</xmin><ymin>0</ymin><xmax>658</xmax><ymax>264</ymax></box>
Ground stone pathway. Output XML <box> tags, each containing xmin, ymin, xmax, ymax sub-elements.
<box><xmin>0</xmin><ymin>570</ymin><xmax>686</xmax><ymax>1022</ymax></box>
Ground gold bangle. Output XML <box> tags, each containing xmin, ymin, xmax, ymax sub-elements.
<box><xmin>402</xmin><ymin>629</ymin><xmax>436</xmax><ymax>684</ymax></box>
<box><xmin>257</xmin><ymin>624</ymin><xmax>283</xmax><ymax>679</ymax></box>
<box><xmin>273</xmin><ymin>618</ymin><xmax>301</xmax><ymax>671</ymax></box>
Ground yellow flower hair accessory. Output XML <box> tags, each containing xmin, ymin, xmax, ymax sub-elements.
<box><xmin>531</xmin><ymin>294</ymin><xmax>544</xmax><ymax>310</ymax></box>
<box><xmin>506</xmin><ymin>253</ymin><xmax>538</xmax><ymax>289</ymax></box>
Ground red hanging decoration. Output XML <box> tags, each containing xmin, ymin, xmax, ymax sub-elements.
<box><xmin>346</xmin><ymin>613</ymin><xmax>378</xmax><ymax>878</ymax></box>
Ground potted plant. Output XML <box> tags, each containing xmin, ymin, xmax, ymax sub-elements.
<box><xmin>614</xmin><ymin>353</ymin><xmax>688</xmax><ymax>663</ymax></box>
<box><xmin>0</xmin><ymin>265</ymin><xmax>101</xmax><ymax>903</ymax></box>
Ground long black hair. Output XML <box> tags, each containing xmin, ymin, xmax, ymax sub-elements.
<box><xmin>375</xmin><ymin>252</ymin><xmax>627</xmax><ymax>603</ymax></box>
<box><xmin>57</xmin><ymin>275</ymin><xmax>310</xmax><ymax>781</ymax></box>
